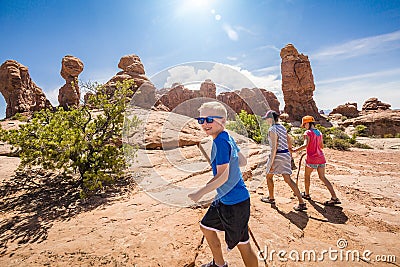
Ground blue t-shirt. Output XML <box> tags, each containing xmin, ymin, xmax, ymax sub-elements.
<box><xmin>210</xmin><ymin>131</ymin><xmax>250</xmax><ymax>205</ymax></box>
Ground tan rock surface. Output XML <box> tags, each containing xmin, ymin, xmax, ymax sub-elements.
<box><xmin>341</xmin><ymin>110</ymin><xmax>400</xmax><ymax>137</ymax></box>
<box><xmin>330</xmin><ymin>102</ymin><xmax>359</xmax><ymax>118</ymax></box>
<box><xmin>362</xmin><ymin>97</ymin><xmax>391</xmax><ymax>112</ymax></box>
<box><xmin>0</xmin><ymin>60</ymin><xmax>52</xmax><ymax>118</ymax></box>
<box><xmin>1</xmin><ymin>112</ymin><xmax>399</xmax><ymax>266</ymax></box>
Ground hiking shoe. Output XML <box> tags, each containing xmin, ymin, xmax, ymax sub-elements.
<box><xmin>260</xmin><ymin>196</ymin><xmax>275</xmax><ymax>205</ymax></box>
<box><xmin>201</xmin><ymin>259</ymin><xmax>228</xmax><ymax>267</ymax></box>
<box><xmin>324</xmin><ymin>198</ymin><xmax>341</xmax><ymax>206</ymax></box>
<box><xmin>294</xmin><ymin>203</ymin><xmax>307</xmax><ymax>211</ymax></box>
<box><xmin>301</xmin><ymin>192</ymin><xmax>311</xmax><ymax>200</ymax></box>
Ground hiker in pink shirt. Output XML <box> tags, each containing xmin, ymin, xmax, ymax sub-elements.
<box><xmin>293</xmin><ymin>116</ymin><xmax>341</xmax><ymax>206</ymax></box>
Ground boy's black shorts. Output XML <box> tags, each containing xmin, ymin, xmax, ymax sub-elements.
<box><xmin>200</xmin><ymin>198</ymin><xmax>250</xmax><ymax>250</ymax></box>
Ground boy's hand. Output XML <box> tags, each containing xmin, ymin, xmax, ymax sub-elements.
<box><xmin>188</xmin><ymin>190</ymin><xmax>203</xmax><ymax>202</ymax></box>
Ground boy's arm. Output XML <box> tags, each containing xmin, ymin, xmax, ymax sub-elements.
<box><xmin>188</xmin><ymin>163</ymin><xmax>230</xmax><ymax>202</ymax></box>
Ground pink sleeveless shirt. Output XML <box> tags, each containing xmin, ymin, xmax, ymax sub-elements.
<box><xmin>304</xmin><ymin>129</ymin><xmax>326</xmax><ymax>164</ymax></box>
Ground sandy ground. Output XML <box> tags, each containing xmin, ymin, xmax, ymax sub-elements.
<box><xmin>0</xmin><ymin>137</ymin><xmax>399</xmax><ymax>266</ymax></box>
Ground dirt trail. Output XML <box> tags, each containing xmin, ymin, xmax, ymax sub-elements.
<box><xmin>0</xmin><ymin>140</ymin><xmax>399</xmax><ymax>266</ymax></box>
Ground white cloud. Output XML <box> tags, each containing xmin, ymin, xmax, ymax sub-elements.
<box><xmin>256</xmin><ymin>45</ymin><xmax>281</xmax><ymax>52</ymax></box>
<box><xmin>235</xmin><ymin>25</ymin><xmax>257</xmax><ymax>36</ymax></box>
<box><xmin>226</xmin><ymin>56</ymin><xmax>238</xmax><ymax>61</ymax></box>
<box><xmin>222</xmin><ymin>23</ymin><xmax>239</xmax><ymax>41</ymax></box>
<box><xmin>45</xmin><ymin>87</ymin><xmax>61</xmax><ymax>106</ymax></box>
<box><xmin>312</xmin><ymin>30</ymin><xmax>400</xmax><ymax>60</ymax></box>
<box><xmin>161</xmin><ymin>62</ymin><xmax>281</xmax><ymax>94</ymax></box>
<box><xmin>315</xmin><ymin>68</ymin><xmax>400</xmax><ymax>109</ymax></box>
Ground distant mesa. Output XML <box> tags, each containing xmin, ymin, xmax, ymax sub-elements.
<box><xmin>0</xmin><ymin>60</ymin><xmax>53</xmax><ymax>118</ymax></box>
<box><xmin>58</xmin><ymin>55</ymin><xmax>84</xmax><ymax>110</ymax></box>
<box><xmin>280</xmin><ymin>43</ymin><xmax>330</xmax><ymax>127</ymax></box>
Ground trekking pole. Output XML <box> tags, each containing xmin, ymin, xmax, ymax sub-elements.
<box><xmin>197</xmin><ymin>141</ymin><xmax>268</xmax><ymax>267</ymax></box>
<box><xmin>295</xmin><ymin>153</ymin><xmax>306</xmax><ymax>186</ymax></box>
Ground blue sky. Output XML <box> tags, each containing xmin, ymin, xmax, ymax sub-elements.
<box><xmin>1</xmin><ymin>0</ymin><xmax>399</xmax><ymax>119</ymax></box>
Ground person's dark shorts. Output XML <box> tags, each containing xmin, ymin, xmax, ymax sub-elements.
<box><xmin>200</xmin><ymin>198</ymin><xmax>250</xmax><ymax>250</ymax></box>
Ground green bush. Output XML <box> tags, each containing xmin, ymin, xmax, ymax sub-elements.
<box><xmin>353</xmin><ymin>142</ymin><xmax>373</xmax><ymax>149</ymax></box>
<box><xmin>226</xmin><ymin>110</ymin><xmax>269</xmax><ymax>144</ymax></box>
<box><xmin>10</xmin><ymin>112</ymin><xmax>29</xmax><ymax>122</ymax></box>
<box><xmin>325</xmin><ymin>138</ymin><xmax>350</xmax><ymax>151</ymax></box>
<box><xmin>281</xmin><ymin>122</ymin><xmax>292</xmax><ymax>133</ymax></box>
<box><xmin>354</xmin><ymin>125</ymin><xmax>368</xmax><ymax>137</ymax></box>
<box><xmin>0</xmin><ymin>79</ymin><xmax>140</xmax><ymax>197</ymax></box>
<box><xmin>293</xmin><ymin>127</ymin><xmax>306</xmax><ymax>135</ymax></box>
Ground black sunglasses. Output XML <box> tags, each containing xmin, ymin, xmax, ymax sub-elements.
<box><xmin>195</xmin><ymin>116</ymin><xmax>223</xmax><ymax>124</ymax></box>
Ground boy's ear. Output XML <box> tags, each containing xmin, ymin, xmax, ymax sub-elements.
<box><xmin>222</xmin><ymin>117</ymin><xmax>227</xmax><ymax>124</ymax></box>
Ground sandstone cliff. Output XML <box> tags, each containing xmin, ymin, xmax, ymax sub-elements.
<box><xmin>0</xmin><ymin>60</ymin><xmax>52</xmax><ymax>118</ymax></box>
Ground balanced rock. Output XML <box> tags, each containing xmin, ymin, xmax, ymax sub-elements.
<box><xmin>330</xmin><ymin>102</ymin><xmax>359</xmax><ymax>118</ymax></box>
<box><xmin>280</xmin><ymin>44</ymin><xmax>320</xmax><ymax>122</ymax></box>
<box><xmin>362</xmin><ymin>97</ymin><xmax>391</xmax><ymax>112</ymax></box>
<box><xmin>0</xmin><ymin>60</ymin><xmax>52</xmax><ymax>118</ymax></box>
<box><xmin>58</xmin><ymin>55</ymin><xmax>84</xmax><ymax>109</ymax></box>
<box><xmin>107</xmin><ymin>54</ymin><xmax>151</xmax><ymax>90</ymax></box>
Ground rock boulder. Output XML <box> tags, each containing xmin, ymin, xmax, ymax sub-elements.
<box><xmin>362</xmin><ymin>97</ymin><xmax>391</xmax><ymax>112</ymax></box>
<box><xmin>0</xmin><ymin>60</ymin><xmax>52</xmax><ymax>118</ymax></box>
<box><xmin>330</xmin><ymin>102</ymin><xmax>359</xmax><ymax>118</ymax></box>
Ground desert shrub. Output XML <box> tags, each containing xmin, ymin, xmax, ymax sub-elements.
<box><xmin>396</xmin><ymin>133</ymin><xmax>400</xmax><ymax>138</ymax></box>
<box><xmin>0</xmin><ymin>79</ymin><xmax>140</xmax><ymax>197</ymax></box>
<box><xmin>353</xmin><ymin>142</ymin><xmax>373</xmax><ymax>149</ymax></box>
<box><xmin>293</xmin><ymin>127</ymin><xmax>306</xmax><ymax>135</ymax></box>
<box><xmin>10</xmin><ymin>112</ymin><xmax>29</xmax><ymax>122</ymax></box>
<box><xmin>281</xmin><ymin>122</ymin><xmax>292</xmax><ymax>133</ymax></box>
<box><xmin>354</xmin><ymin>125</ymin><xmax>368</xmax><ymax>137</ymax></box>
<box><xmin>383</xmin><ymin>134</ymin><xmax>394</xmax><ymax>138</ymax></box>
<box><xmin>226</xmin><ymin>110</ymin><xmax>269</xmax><ymax>144</ymax></box>
<box><xmin>325</xmin><ymin>138</ymin><xmax>350</xmax><ymax>151</ymax></box>
<box><xmin>341</xmin><ymin>116</ymin><xmax>348</xmax><ymax>122</ymax></box>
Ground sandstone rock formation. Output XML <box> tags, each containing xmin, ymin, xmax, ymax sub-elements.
<box><xmin>58</xmin><ymin>55</ymin><xmax>84</xmax><ymax>109</ymax></box>
<box><xmin>155</xmin><ymin>80</ymin><xmax>217</xmax><ymax>118</ymax></box>
<box><xmin>217</xmin><ymin>88</ymin><xmax>277</xmax><ymax>118</ymax></box>
<box><xmin>156</xmin><ymin>79</ymin><xmax>277</xmax><ymax>119</ymax></box>
<box><xmin>362</xmin><ymin>97</ymin><xmax>391</xmax><ymax>112</ymax></box>
<box><xmin>280</xmin><ymin>44</ymin><xmax>321</xmax><ymax>122</ymax></box>
<box><xmin>106</xmin><ymin>54</ymin><xmax>152</xmax><ymax>91</ymax></box>
<box><xmin>341</xmin><ymin>110</ymin><xmax>400</xmax><ymax>137</ymax></box>
<box><xmin>0</xmin><ymin>60</ymin><xmax>52</xmax><ymax>118</ymax></box>
<box><xmin>330</xmin><ymin>102</ymin><xmax>359</xmax><ymax>118</ymax></box>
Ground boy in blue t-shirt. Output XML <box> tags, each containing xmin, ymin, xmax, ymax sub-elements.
<box><xmin>188</xmin><ymin>102</ymin><xmax>258</xmax><ymax>267</ymax></box>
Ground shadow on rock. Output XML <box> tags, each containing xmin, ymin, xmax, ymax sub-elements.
<box><xmin>307</xmin><ymin>199</ymin><xmax>348</xmax><ymax>224</ymax></box>
<box><xmin>0</xmin><ymin>170</ymin><xmax>134</xmax><ymax>255</ymax></box>
<box><xmin>272</xmin><ymin>205</ymin><xmax>309</xmax><ymax>230</ymax></box>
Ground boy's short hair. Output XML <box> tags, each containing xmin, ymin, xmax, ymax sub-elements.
<box><xmin>198</xmin><ymin>101</ymin><xmax>227</xmax><ymax>118</ymax></box>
